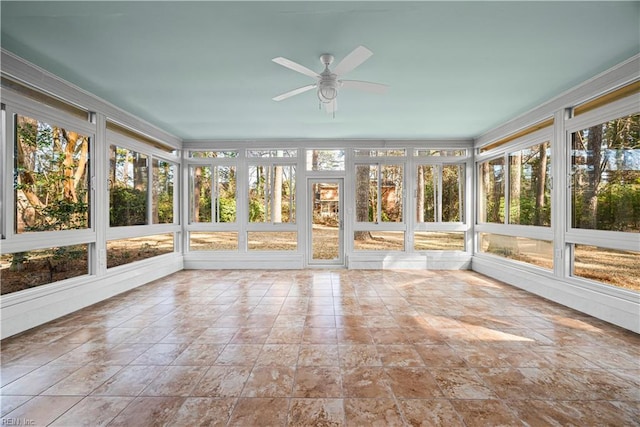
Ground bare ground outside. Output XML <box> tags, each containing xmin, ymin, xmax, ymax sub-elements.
<box><xmin>2</xmin><ymin>233</ymin><xmax>638</xmax><ymax>294</ymax></box>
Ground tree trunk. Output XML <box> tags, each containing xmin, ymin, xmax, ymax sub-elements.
<box><xmin>481</xmin><ymin>162</ymin><xmax>490</xmax><ymax>222</ymax></box>
<box><xmin>109</xmin><ymin>145</ymin><xmax>117</xmax><ymax>189</ymax></box>
<box><xmin>355</xmin><ymin>162</ymin><xmax>372</xmax><ymax>240</ymax></box>
<box><xmin>417</xmin><ymin>165</ymin><xmax>425</xmax><ymax>222</ymax></box>
<box><xmin>152</xmin><ymin>160</ymin><xmax>160</xmax><ymax>224</ymax></box>
<box><xmin>490</xmin><ymin>162</ymin><xmax>503</xmax><ymax>223</ymax></box>
<box><xmin>122</xmin><ymin>150</ymin><xmax>129</xmax><ymax>187</ymax></box>
<box><xmin>581</xmin><ymin>126</ymin><xmax>603</xmax><ymax>228</ymax></box>
<box><xmin>510</xmin><ymin>153</ymin><xmax>521</xmax><ymax>224</ymax></box>
<box><xmin>534</xmin><ymin>142</ymin><xmax>548</xmax><ymax>226</ymax></box>
<box><xmin>133</xmin><ymin>154</ymin><xmax>146</xmax><ymax>191</ymax></box>
<box><xmin>61</xmin><ymin>130</ymin><xmax>79</xmax><ymax>202</ymax></box>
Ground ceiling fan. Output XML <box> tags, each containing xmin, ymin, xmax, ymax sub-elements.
<box><xmin>272</xmin><ymin>45</ymin><xmax>388</xmax><ymax>116</ymax></box>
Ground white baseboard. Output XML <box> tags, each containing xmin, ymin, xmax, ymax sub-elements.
<box><xmin>183</xmin><ymin>253</ymin><xmax>304</xmax><ymax>270</ymax></box>
<box><xmin>1</xmin><ymin>254</ymin><xmax>183</xmax><ymax>339</ymax></box>
<box><xmin>348</xmin><ymin>253</ymin><xmax>471</xmax><ymax>270</ymax></box>
<box><xmin>472</xmin><ymin>256</ymin><xmax>640</xmax><ymax>333</ymax></box>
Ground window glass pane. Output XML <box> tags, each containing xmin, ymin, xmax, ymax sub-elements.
<box><xmin>573</xmin><ymin>245</ymin><xmax>640</xmax><ymax>292</ymax></box>
<box><xmin>189</xmin><ymin>151</ymin><xmax>238</xmax><ymax>158</ymax></box>
<box><xmin>15</xmin><ymin>115</ymin><xmax>90</xmax><ymax>233</ymax></box>
<box><xmin>416</xmin><ymin>165</ymin><xmax>437</xmax><ymax>222</ymax></box>
<box><xmin>248</xmin><ymin>165</ymin><xmax>295</xmax><ymax>223</ymax></box>
<box><xmin>381</xmin><ymin>165</ymin><xmax>403</xmax><ymax>222</ymax></box>
<box><xmin>109</xmin><ymin>145</ymin><xmax>148</xmax><ymax>226</ymax></box>
<box><xmin>189</xmin><ymin>232</ymin><xmax>238</xmax><ymax>251</ymax></box>
<box><xmin>214</xmin><ymin>166</ymin><xmax>237</xmax><ymax>223</ymax></box>
<box><xmin>414</xmin><ymin>232</ymin><xmax>465</xmax><ymax>251</ymax></box>
<box><xmin>353</xmin><ymin>231</ymin><xmax>405</xmax><ymax>251</ymax></box>
<box><xmin>355</xmin><ymin>164</ymin><xmax>377</xmax><ymax>222</ymax></box>
<box><xmin>107</xmin><ymin>233</ymin><xmax>174</xmax><ymax>268</ymax></box>
<box><xmin>306</xmin><ymin>150</ymin><xmax>345</xmax><ymax>171</ymax></box>
<box><xmin>571</xmin><ymin>113</ymin><xmax>640</xmax><ymax>232</ymax></box>
<box><xmin>248</xmin><ymin>232</ymin><xmax>297</xmax><ymax>251</ymax></box>
<box><xmin>509</xmin><ymin>142</ymin><xmax>551</xmax><ymax>226</ymax></box>
<box><xmin>356</xmin><ymin>164</ymin><xmax>403</xmax><ymax>223</ymax></box>
<box><xmin>247</xmin><ymin>149</ymin><xmax>297</xmax><ymax>158</ymax></box>
<box><xmin>442</xmin><ymin>164</ymin><xmax>465</xmax><ymax>222</ymax></box>
<box><xmin>190</xmin><ymin>165</ymin><xmax>211</xmax><ymax>223</ymax></box>
<box><xmin>480</xmin><ymin>158</ymin><xmax>505</xmax><ymax>223</ymax></box>
<box><xmin>1</xmin><ymin>245</ymin><xmax>88</xmax><ymax>294</ymax></box>
<box><xmin>152</xmin><ymin>159</ymin><xmax>175</xmax><ymax>224</ymax></box>
<box><xmin>415</xmin><ymin>149</ymin><xmax>466</xmax><ymax>156</ymax></box>
<box><xmin>479</xmin><ymin>233</ymin><xmax>553</xmax><ymax>269</ymax></box>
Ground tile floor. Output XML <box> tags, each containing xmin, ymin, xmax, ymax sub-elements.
<box><xmin>1</xmin><ymin>269</ymin><xmax>639</xmax><ymax>426</ymax></box>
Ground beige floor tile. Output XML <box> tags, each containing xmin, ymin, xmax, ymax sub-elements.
<box><xmin>1</xmin><ymin>269</ymin><xmax>638</xmax><ymax>425</ymax></box>
<box><xmin>1</xmin><ymin>395</ymin><xmax>82</xmax><ymax>426</ymax></box>
<box><xmin>241</xmin><ymin>366</ymin><xmax>295</xmax><ymax>397</ymax></box>
<box><xmin>191</xmin><ymin>366</ymin><xmax>251</xmax><ymax>397</ymax></box>
<box><xmin>398</xmin><ymin>398</ymin><xmax>464</xmax><ymax>427</ymax></box>
<box><xmin>227</xmin><ymin>397</ymin><xmax>289</xmax><ymax>426</ymax></box>
<box><xmin>288</xmin><ymin>398</ymin><xmax>345</xmax><ymax>427</ymax></box>
<box><xmin>48</xmin><ymin>396</ymin><xmax>133</xmax><ymax>426</ymax></box>
<box><xmin>107</xmin><ymin>396</ymin><xmax>185</xmax><ymax>427</ymax></box>
<box><xmin>168</xmin><ymin>397</ymin><xmax>236</xmax><ymax>427</ymax></box>
<box><xmin>293</xmin><ymin>367</ymin><xmax>342</xmax><ymax>398</ymax></box>
<box><xmin>344</xmin><ymin>398</ymin><xmax>404</xmax><ymax>427</ymax></box>
<box><xmin>298</xmin><ymin>344</ymin><xmax>340</xmax><ymax>366</ymax></box>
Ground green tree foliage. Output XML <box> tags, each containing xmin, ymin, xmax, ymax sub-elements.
<box><xmin>109</xmin><ymin>186</ymin><xmax>147</xmax><ymax>225</ymax></box>
<box><xmin>109</xmin><ymin>146</ymin><xmax>149</xmax><ymax>226</ymax></box>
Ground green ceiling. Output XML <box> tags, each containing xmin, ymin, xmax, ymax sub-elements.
<box><xmin>2</xmin><ymin>1</ymin><xmax>639</xmax><ymax>140</ymax></box>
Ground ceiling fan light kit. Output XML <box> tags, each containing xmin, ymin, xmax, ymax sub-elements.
<box><xmin>272</xmin><ymin>45</ymin><xmax>388</xmax><ymax>117</ymax></box>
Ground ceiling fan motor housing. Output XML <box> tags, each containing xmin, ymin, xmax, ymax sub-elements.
<box><xmin>318</xmin><ymin>54</ymin><xmax>338</xmax><ymax>102</ymax></box>
<box><xmin>272</xmin><ymin>45</ymin><xmax>385</xmax><ymax>109</ymax></box>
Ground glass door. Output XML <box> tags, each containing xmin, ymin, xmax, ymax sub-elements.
<box><xmin>308</xmin><ymin>179</ymin><xmax>343</xmax><ymax>265</ymax></box>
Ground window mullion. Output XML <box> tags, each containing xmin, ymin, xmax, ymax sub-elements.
<box><xmin>436</xmin><ymin>164</ymin><xmax>443</xmax><ymax>222</ymax></box>
<box><xmin>377</xmin><ymin>164</ymin><xmax>382</xmax><ymax>223</ymax></box>
<box><xmin>213</xmin><ymin>165</ymin><xmax>219</xmax><ymax>224</ymax></box>
<box><xmin>458</xmin><ymin>164</ymin><xmax>464</xmax><ymax>222</ymax></box>
<box><xmin>504</xmin><ymin>153</ymin><xmax>510</xmax><ymax>225</ymax></box>
<box><xmin>147</xmin><ymin>155</ymin><xmax>153</xmax><ymax>225</ymax></box>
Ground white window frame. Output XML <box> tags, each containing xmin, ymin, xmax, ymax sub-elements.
<box><xmin>105</xmin><ymin>129</ymin><xmax>180</xmax><ymax>243</ymax></box>
<box><xmin>412</xmin><ymin>151</ymin><xmax>471</xmax><ymax>252</ymax></box>
<box><xmin>1</xmin><ymin>91</ymin><xmax>97</xmax><ymax>255</ymax></box>
<box><xmin>564</xmin><ymin>94</ymin><xmax>639</xmax><ymax>253</ymax></box>
<box><xmin>185</xmin><ymin>149</ymin><xmax>240</xmax><ymax>252</ymax></box>
<box><xmin>474</xmin><ymin>126</ymin><xmax>555</xmax><ymax>271</ymax></box>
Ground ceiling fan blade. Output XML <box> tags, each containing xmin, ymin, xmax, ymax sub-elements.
<box><xmin>333</xmin><ymin>45</ymin><xmax>373</xmax><ymax>77</ymax></box>
<box><xmin>272</xmin><ymin>84</ymin><xmax>317</xmax><ymax>101</ymax></box>
<box><xmin>340</xmin><ymin>80</ymin><xmax>388</xmax><ymax>94</ymax></box>
<box><xmin>272</xmin><ymin>57</ymin><xmax>320</xmax><ymax>79</ymax></box>
<box><xmin>324</xmin><ymin>99</ymin><xmax>337</xmax><ymax>114</ymax></box>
